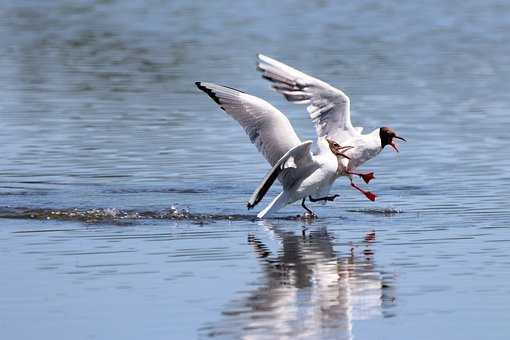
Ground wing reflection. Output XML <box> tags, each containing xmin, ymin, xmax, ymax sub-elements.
<box><xmin>203</xmin><ymin>221</ymin><xmax>396</xmax><ymax>339</ymax></box>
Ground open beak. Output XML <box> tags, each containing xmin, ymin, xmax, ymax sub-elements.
<box><xmin>389</xmin><ymin>136</ymin><xmax>406</xmax><ymax>153</ymax></box>
<box><xmin>336</xmin><ymin>145</ymin><xmax>354</xmax><ymax>159</ymax></box>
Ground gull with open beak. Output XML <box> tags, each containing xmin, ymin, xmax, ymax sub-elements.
<box><xmin>256</xmin><ymin>54</ymin><xmax>406</xmax><ymax>202</ymax></box>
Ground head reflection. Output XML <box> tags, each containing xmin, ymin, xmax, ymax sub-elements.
<box><xmin>205</xmin><ymin>221</ymin><xmax>396</xmax><ymax>339</ymax></box>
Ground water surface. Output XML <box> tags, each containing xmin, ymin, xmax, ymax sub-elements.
<box><xmin>1</xmin><ymin>1</ymin><xmax>510</xmax><ymax>339</ymax></box>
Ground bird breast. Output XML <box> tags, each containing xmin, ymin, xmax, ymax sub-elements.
<box><xmin>342</xmin><ymin>134</ymin><xmax>382</xmax><ymax>171</ymax></box>
<box><xmin>348</xmin><ymin>147</ymin><xmax>381</xmax><ymax>169</ymax></box>
<box><xmin>291</xmin><ymin>155</ymin><xmax>338</xmax><ymax>201</ymax></box>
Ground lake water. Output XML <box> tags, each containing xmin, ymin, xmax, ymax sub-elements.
<box><xmin>1</xmin><ymin>1</ymin><xmax>510</xmax><ymax>339</ymax></box>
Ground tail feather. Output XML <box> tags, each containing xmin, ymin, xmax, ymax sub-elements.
<box><xmin>247</xmin><ymin>140</ymin><xmax>313</xmax><ymax>210</ymax></box>
<box><xmin>257</xmin><ymin>192</ymin><xmax>289</xmax><ymax>219</ymax></box>
<box><xmin>247</xmin><ymin>160</ymin><xmax>282</xmax><ymax>210</ymax></box>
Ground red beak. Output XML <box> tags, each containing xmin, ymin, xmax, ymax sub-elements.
<box><xmin>390</xmin><ymin>136</ymin><xmax>406</xmax><ymax>153</ymax></box>
<box><xmin>390</xmin><ymin>141</ymin><xmax>399</xmax><ymax>152</ymax></box>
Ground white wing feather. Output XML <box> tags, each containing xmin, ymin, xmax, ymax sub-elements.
<box><xmin>257</xmin><ymin>54</ymin><xmax>361</xmax><ymax>143</ymax></box>
<box><xmin>196</xmin><ymin>82</ymin><xmax>303</xmax><ymax>167</ymax></box>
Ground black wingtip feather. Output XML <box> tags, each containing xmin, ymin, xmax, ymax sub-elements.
<box><xmin>195</xmin><ymin>81</ymin><xmax>222</xmax><ymax>105</ymax></box>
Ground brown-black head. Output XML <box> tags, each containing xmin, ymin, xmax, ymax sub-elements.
<box><xmin>326</xmin><ymin>139</ymin><xmax>353</xmax><ymax>159</ymax></box>
<box><xmin>379</xmin><ymin>127</ymin><xmax>406</xmax><ymax>152</ymax></box>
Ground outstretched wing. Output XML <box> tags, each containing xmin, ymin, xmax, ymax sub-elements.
<box><xmin>195</xmin><ymin>82</ymin><xmax>305</xmax><ymax>167</ymax></box>
<box><xmin>257</xmin><ymin>54</ymin><xmax>361</xmax><ymax>143</ymax></box>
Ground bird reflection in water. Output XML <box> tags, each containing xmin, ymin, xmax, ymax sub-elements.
<box><xmin>203</xmin><ymin>221</ymin><xmax>396</xmax><ymax>340</ymax></box>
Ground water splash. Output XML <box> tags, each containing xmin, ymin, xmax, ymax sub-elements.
<box><xmin>0</xmin><ymin>206</ymin><xmax>315</xmax><ymax>223</ymax></box>
<box><xmin>347</xmin><ymin>208</ymin><xmax>403</xmax><ymax>216</ymax></box>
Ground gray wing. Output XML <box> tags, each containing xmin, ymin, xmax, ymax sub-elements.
<box><xmin>195</xmin><ymin>82</ymin><xmax>305</xmax><ymax>167</ymax></box>
<box><xmin>257</xmin><ymin>54</ymin><xmax>361</xmax><ymax>143</ymax></box>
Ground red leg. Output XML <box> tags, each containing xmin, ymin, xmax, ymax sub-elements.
<box><xmin>347</xmin><ymin>171</ymin><xmax>375</xmax><ymax>184</ymax></box>
<box><xmin>351</xmin><ymin>182</ymin><xmax>377</xmax><ymax>201</ymax></box>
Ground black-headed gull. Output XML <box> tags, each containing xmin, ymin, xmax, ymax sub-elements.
<box><xmin>196</xmin><ymin>82</ymin><xmax>351</xmax><ymax>218</ymax></box>
<box><xmin>256</xmin><ymin>54</ymin><xmax>405</xmax><ymax>203</ymax></box>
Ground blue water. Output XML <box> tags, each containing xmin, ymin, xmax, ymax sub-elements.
<box><xmin>1</xmin><ymin>1</ymin><xmax>510</xmax><ymax>339</ymax></box>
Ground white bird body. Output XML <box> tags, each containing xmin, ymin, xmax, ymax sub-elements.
<box><xmin>255</xmin><ymin>155</ymin><xmax>340</xmax><ymax>218</ymax></box>
<box><xmin>340</xmin><ymin>130</ymin><xmax>383</xmax><ymax>172</ymax></box>
<box><xmin>288</xmin><ymin>140</ymin><xmax>339</xmax><ymax>203</ymax></box>
<box><xmin>196</xmin><ymin>54</ymin><xmax>404</xmax><ymax>218</ymax></box>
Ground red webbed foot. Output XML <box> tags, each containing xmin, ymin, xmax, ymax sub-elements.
<box><xmin>348</xmin><ymin>171</ymin><xmax>375</xmax><ymax>184</ymax></box>
<box><xmin>359</xmin><ymin>172</ymin><xmax>375</xmax><ymax>184</ymax></box>
<box><xmin>351</xmin><ymin>182</ymin><xmax>377</xmax><ymax>201</ymax></box>
<box><xmin>364</xmin><ymin>191</ymin><xmax>377</xmax><ymax>202</ymax></box>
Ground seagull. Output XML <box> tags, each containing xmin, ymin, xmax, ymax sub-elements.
<box><xmin>195</xmin><ymin>55</ymin><xmax>405</xmax><ymax>218</ymax></box>
<box><xmin>256</xmin><ymin>54</ymin><xmax>406</xmax><ymax>202</ymax></box>
<box><xmin>195</xmin><ymin>82</ymin><xmax>352</xmax><ymax>218</ymax></box>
